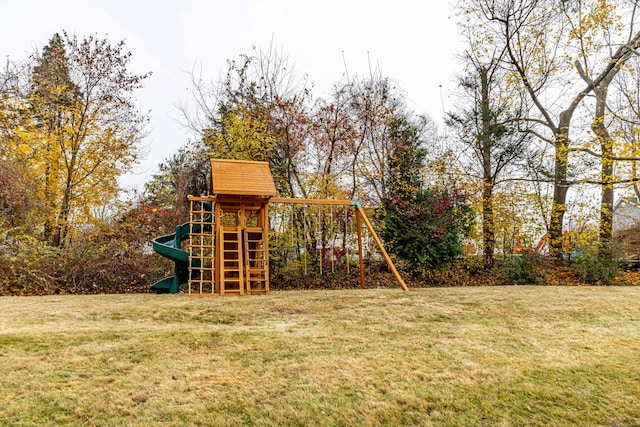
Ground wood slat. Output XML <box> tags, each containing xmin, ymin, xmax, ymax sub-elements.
<box><xmin>210</xmin><ymin>159</ymin><xmax>277</xmax><ymax>197</ymax></box>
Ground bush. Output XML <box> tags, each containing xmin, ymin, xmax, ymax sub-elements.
<box><xmin>571</xmin><ymin>245</ymin><xmax>620</xmax><ymax>286</ymax></box>
<box><xmin>380</xmin><ymin>188</ymin><xmax>474</xmax><ymax>275</ymax></box>
<box><xmin>0</xmin><ymin>235</ymin><xmax>60</xmax><ymax>295</ymax></box>
<box><xmin>0</xmin><ymin>235</ymin><xmax>169</xmax><ymax>296</ymax></box>
<box><xmin>501</xmin><ymin>253</ymin><xmax>548</xmax><ymax>285</ymax></box>
<box><xmin>0</xmin><ymin>201</ymin><xmax>177</xmax><ymax>295</ymax></box>
<box><xmin>54</xmin><ymin>240</ymin><xmax>161</xmax><ymax>294</ymax></box>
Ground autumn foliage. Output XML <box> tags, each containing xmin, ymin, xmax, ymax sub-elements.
<box><xmin>4</xmin><ymin>16</ymin><xmax>640</xmax><ymax>295</ymax></box>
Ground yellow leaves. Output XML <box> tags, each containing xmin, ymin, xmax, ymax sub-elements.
<box><xmin>0</xmin><ymin>32</ymin><xmax>149</xmax><ymax>246</ymax></box>
<box><xmin>204</xmin><ymin>105</ymin><xmax>274</xmax><ymax>162</ymax></box>
<box><xmin>569</xmin><ymin>0</ymin><xmax>623</xmax><ymax>47</ymax></box>
<box><xmin>5</xmin><ymin>93</ymin><xmax>138</xmax><ymax>242</ymax></box>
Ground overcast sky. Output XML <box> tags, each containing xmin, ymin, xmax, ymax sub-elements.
<box><xmin>1</xmin><ymin>0</ymin><xmax>464</xmax><ymax>191</ymax></box>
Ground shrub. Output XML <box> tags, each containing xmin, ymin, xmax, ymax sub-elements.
<box><xmin>571</xmin><ymin>245</ymin><xmax>620</xmax><ymax>286</ymax></box>
<box><xmin>0</xmin><ymin>201</ymin><xmax>176</xmax><ymax>295</ymax></box>
<box><xmin>380</xmin><ymin>188</ymin><xmax>474</xmax><ymax>275</ymax></box>
<box><xmin>501</xmin><ymin>253</ymin><xmax>548</xmax><ymax>285</ymax></box>
<box><xmin>0</xmin><ymin>236</ymin><xmax>59</xmax><ymax>295</ymax></box>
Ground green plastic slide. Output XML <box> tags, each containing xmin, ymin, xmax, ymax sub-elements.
<box><xmin>150</xmin><ymin>202</ymin><xmax>212</xmax><ymax>294</ymax></box>
<box><xmin>150</xmin><ymin>222</ymin><xmax>191</xmax><ymax>294</ymax></box>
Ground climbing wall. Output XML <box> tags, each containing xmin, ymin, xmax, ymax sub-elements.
<box><xmin>188</xmin><ymin>199</ymin><xmax>216</xmax><ymax>295</ymax></box>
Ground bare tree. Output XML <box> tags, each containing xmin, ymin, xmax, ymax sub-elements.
<box><xmin>463</xmin><ymin>0</ymin><xmax>640</xmax><ymax>260</ymax></box>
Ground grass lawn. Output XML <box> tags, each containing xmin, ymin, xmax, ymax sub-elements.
<box><xmin>0</xmin><ymin>286</ymin><xmax>639</xmax><ymax>426</ymax></box>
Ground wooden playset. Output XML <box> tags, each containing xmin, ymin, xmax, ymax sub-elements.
<box><xmin>151</xmin><ymin>158</ymin><xmax>407</xmax><ymax>295</ymax></box>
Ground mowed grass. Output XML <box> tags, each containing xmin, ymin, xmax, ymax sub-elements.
<box><xmin>1</xmin><ymin>287</ymin><xmax>639</xmax><ymax>426</ymax></box>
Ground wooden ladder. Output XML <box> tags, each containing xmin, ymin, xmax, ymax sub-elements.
<box><xmin>220</xmin><ymin>227</ymin><xmax>244</xmax><ymax>295</ymax></box>
<box><xmin>244</xmin><ymin>227</ymin><xmax>268</xmax><ymax>294</ymax></box>
<box><xmin>188</xmin><ymin>201</ymin><xmax>216</xmax><ymax>295</ymax></box>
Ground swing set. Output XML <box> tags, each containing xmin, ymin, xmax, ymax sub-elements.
<box><xmin>269</xmin><ymin>202</ymin><xmax>357</xmax><ymax>277</ymax></box>
<box><xmin>152</xmin><ymin>158</ymin><xmax>407</xmax><ymax>295</ymax></box>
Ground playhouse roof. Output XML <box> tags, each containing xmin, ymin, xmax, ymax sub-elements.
<box><xmin>209</xmin><ymin>158</ymin><xmax>277</xmax><ymax>197</ymax></box>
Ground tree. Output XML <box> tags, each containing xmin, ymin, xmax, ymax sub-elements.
<box><xmin>382</xmin><ymin>187</ymin><xmax>474</xmax><ymax>273</ymax></box>
<box><xmin>309</xmin><ymin>86</ymin><xmax>354</xmax><ymax>200</ymax></box>
<box><xmin>344</xmin><ymin>73</ymin><xmax>410</xmax><ymax>205</ymax></box>
<box><xmin>202</xmin><ymin>104</ymin><xmax>275</xmax><ymax>162</ymax></box>
<box><xmin>0</xmin><ymin>159</ymin><xmax>36</xmax><ymax>230</ymax></box>
<box><xmin>179</xmin><ymin>44</ymin><xmax>311</xmax><ymax>198</ymax></box>
<box><xmin>1</xmin><ymin>60</ymin><xmax>35</xmax><ymax>231</ymax></box>
<box><xmin>0</xmin><ymin>59</ymin><xmax>26</xmax><ymax>154</ymax></box>
<box><xmin>462</xmin><ymin>0</ymin><xmax>640</xmax><ymax>260</ymax></box>
<box><xmin>612</xmin><ymin>55</ymin><xmax>640</xmax><ymax>203</ymax></box>
<box><xmin>379</xmin><ymin>113</ymin><xmax>473</xmax><ymax>273</ymax></box>
<box><xmin>447</xmin><ymin>47</ymin><xmax>530</xmax><ymax>269</ymax></box>
<box><xmin>143</xmin><ymin>147</ymin><xmax>199</xmax><ymax>208</ymax></box>
<box><xmin>569</xmin><ymin>1</ymin><xmax>640</xmax><ymax>254</ymax></box>
<box><xmin>12</xmin><ymin>32</ymin><xmax>150</xmax><ymax>247</ymax></box>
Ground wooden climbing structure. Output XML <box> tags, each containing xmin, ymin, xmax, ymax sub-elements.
<box><xmin>184</xmin><ymin>158</ymin><xmax>407</xmax><ymax>296</ymax></box>
<box><xmin>187</xmin><ymin>159</ymin><xmax>275</xmax><ymax>296</ymax></box>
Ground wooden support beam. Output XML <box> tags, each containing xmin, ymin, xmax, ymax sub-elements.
<box><xmin>356</xmin><ymin>207</ymin><xmax>408</xmax><ymax>291</ymax></box>
<box><xmin>270</xmin><ymin>197</ymin><xmax>353</xmax><ymax>206</ymax></box>
<box><xmin>355</xmin><ymin>208</ymin><xmax>366</xmax><ymax>289</ymax></box>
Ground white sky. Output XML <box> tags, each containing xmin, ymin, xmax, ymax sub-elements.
<box><xmin>1</xmin><ymin>0</ymin><xmax>464</xmax><ymax>191</ymax></box>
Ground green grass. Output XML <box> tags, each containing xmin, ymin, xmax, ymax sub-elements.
<box><xmin>1</xmin><ymin>286</ymin><xmax>639</xmax><ymax>426</ymax></box>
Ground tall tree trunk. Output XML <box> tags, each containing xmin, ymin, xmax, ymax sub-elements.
<box><xmin>480</xmin><ymin>66</ymin><xmax>495</xmax><ymax>269</ymax></box>
<box><xmin>53</xmin><ymin>146</ymin><xmax>77</xmax><ymax>248</ymax></box>
<box><xmin>549</xmin><ymin>113</ymin><xmax>571</xmax><ymax>262</ymax></box>
<box><xmin>43</xmin><ymin>153</ymin><xmax>55</xmax><ymax>245</ymax></box>
<box><xmin>592</xmin><ymin>73</ymin><xmax>616</xmax><ymax>258</ymax></box>
<box><xmin>54</xmin><ymin>183</ymin><xmax>73</xmax><ymax>248</ymax></box>
<box><xmin>595</xmin><ymin>126</ymin><xmax>614</xmax><ymax>246</ymax></box>
<box><xmin>482</xmin><ymin>180</ymin><xmax>495</xmax><ymax>269</ymax></box>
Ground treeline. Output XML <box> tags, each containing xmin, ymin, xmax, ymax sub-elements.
<box><xmin>3</xmin><ymin>0</ymin><xmax>640</xmax><ymax>294</ymax></box>
<box><xmin>445</xmin><ymin>0</ymin><xmax>640</xmax><ymax>284</ymax></box>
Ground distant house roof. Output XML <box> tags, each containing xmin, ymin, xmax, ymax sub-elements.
<box><xmin>209</xmin><ymin>159</ymin><xmax>277</xmax><ymax>198</ymax></box>
<box><xmin>613</xmin><ymin>196</ymin><xmax>640</xmax><ymax>232</ymax></box>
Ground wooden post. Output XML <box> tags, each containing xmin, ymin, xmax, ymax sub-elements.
<box><xmin>263</xmin><ymin>202</ymin><xmax>270</xmax><ymax>293</ymax></box>
<box><xmin>239</xmin><ymin>204</ymin><xmax>246</xmax><ymax>296</ymax></box>
<box><xmin>356</xmin><ymin>207</ymin><xmax>408</xmax><ymax>291</ymax></box>
<box><xmin>355</xmin><ymin>209</ymin><xmax>366</xmax><ymax>289</ymax></box>
<box><xmin>215</xmin><ymin>202</ymin><xmax>222</xmax><ymax>295</ymax></box>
